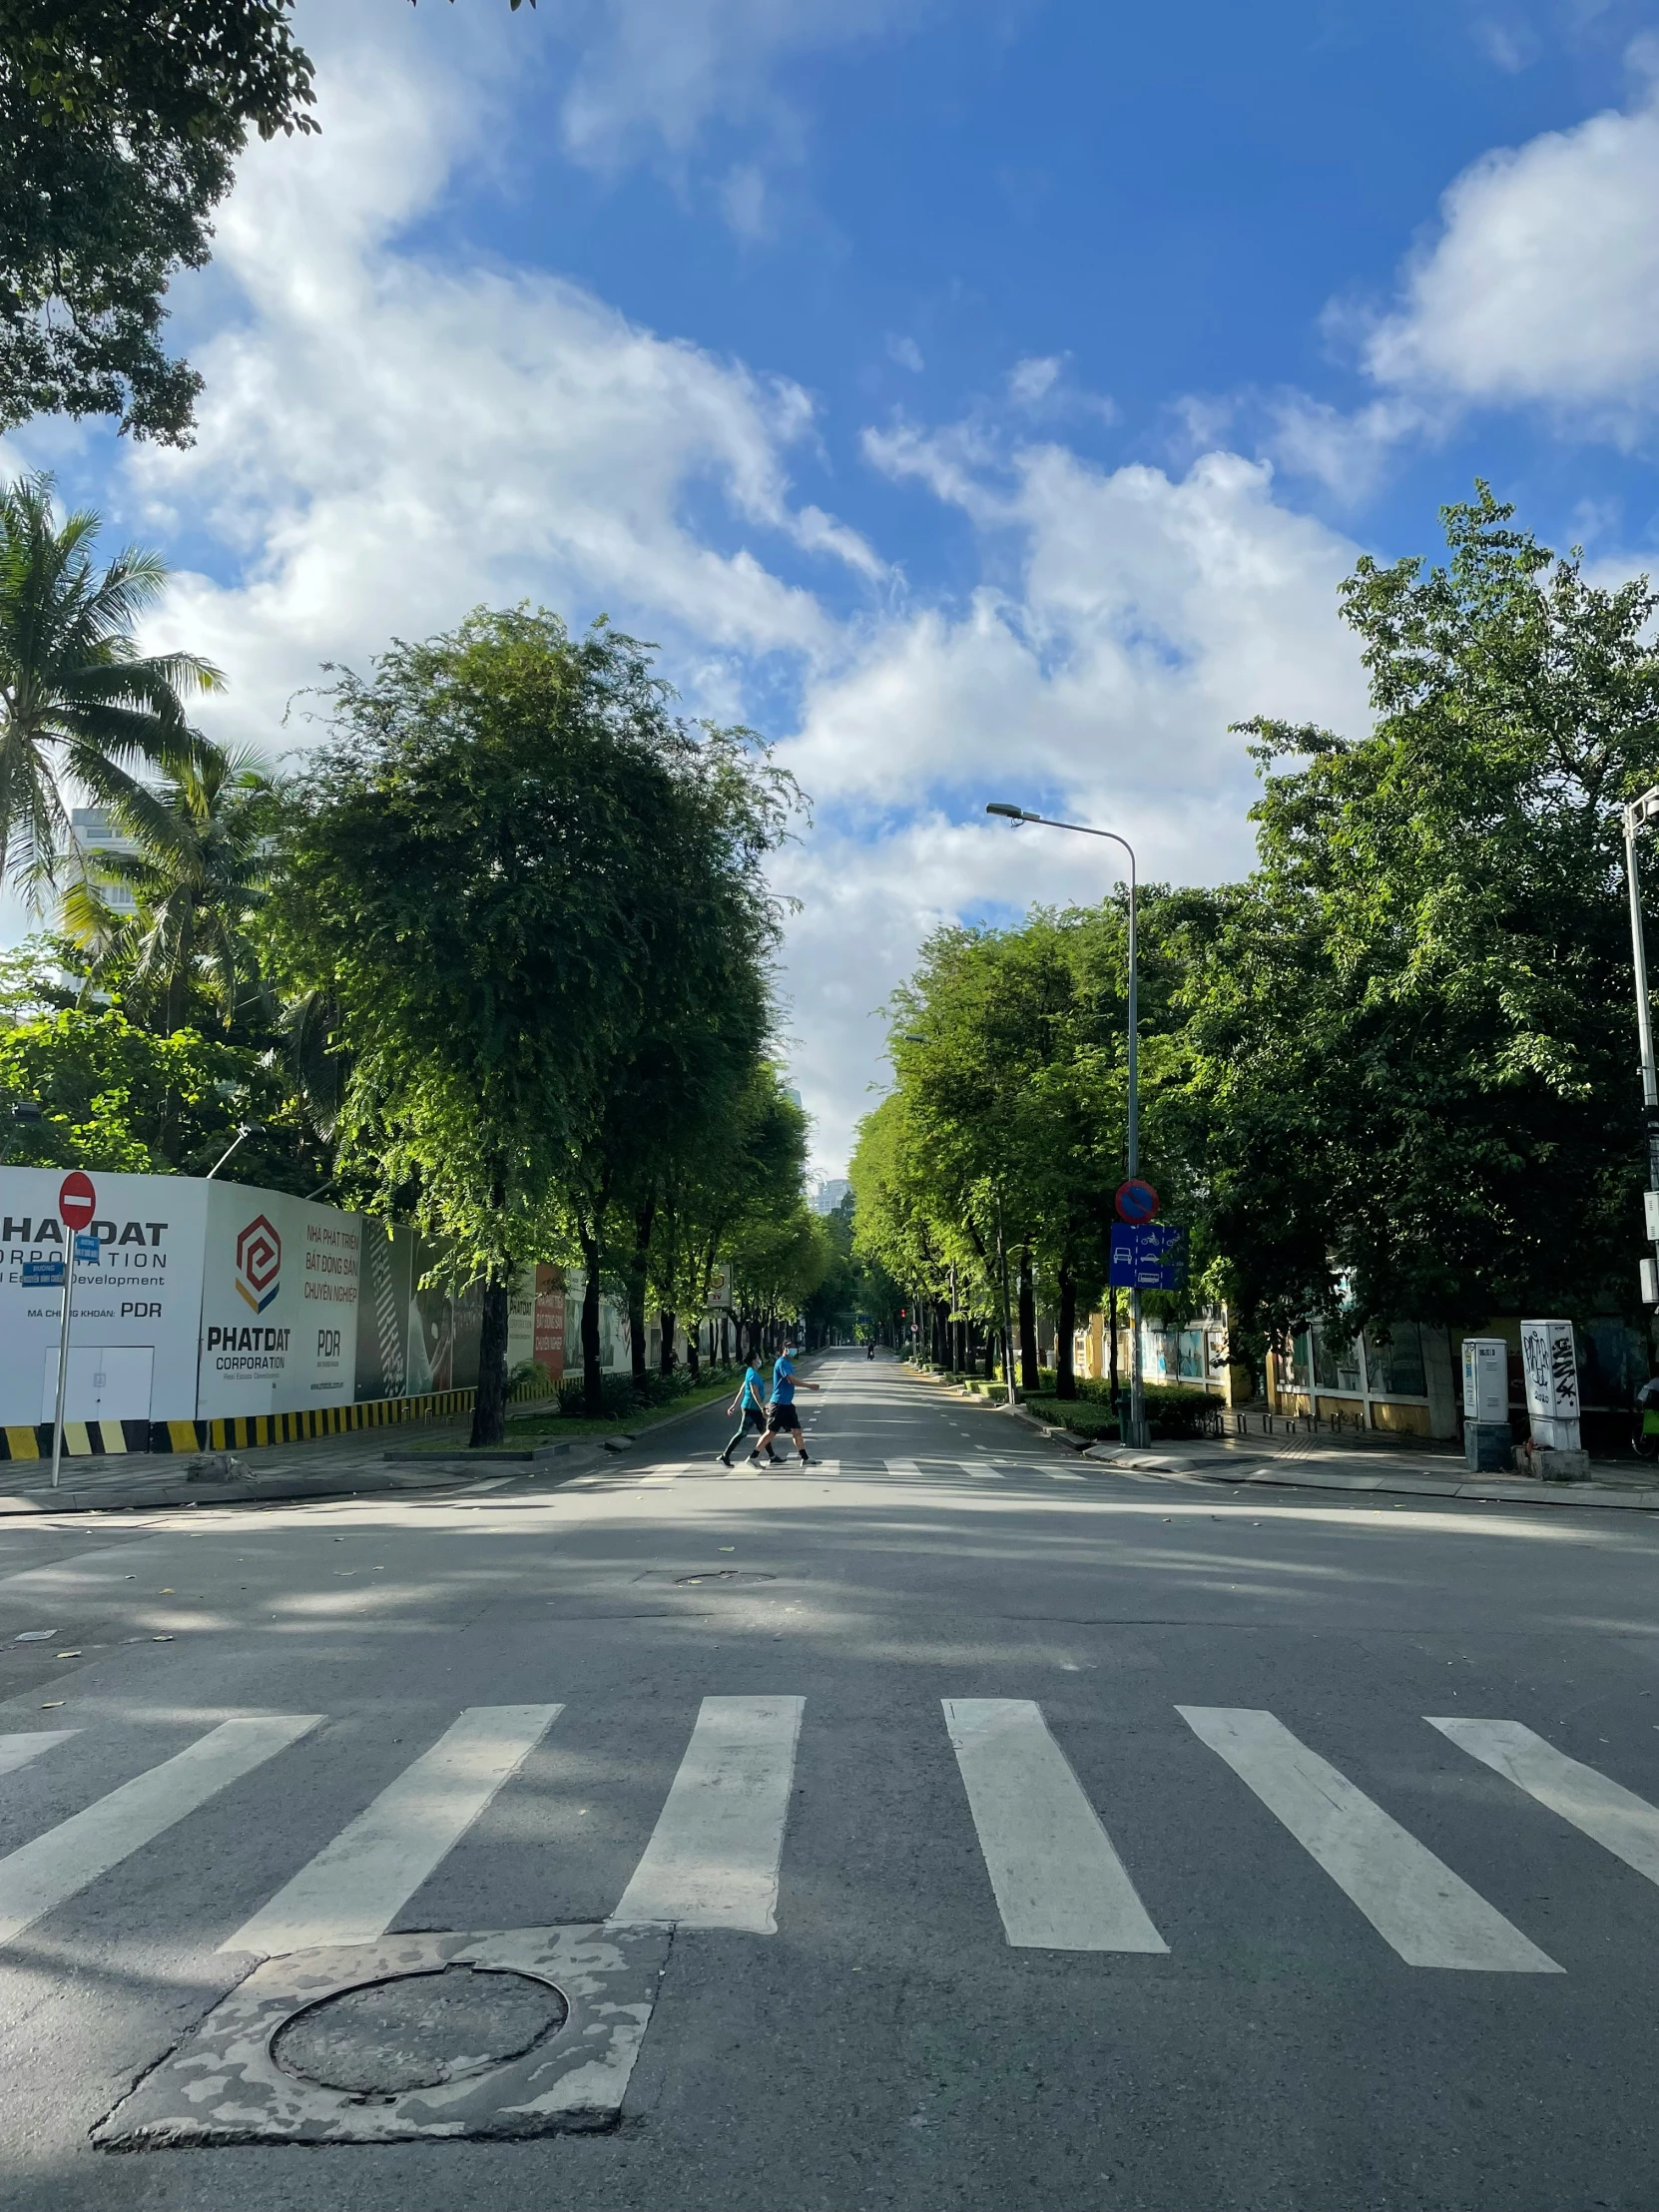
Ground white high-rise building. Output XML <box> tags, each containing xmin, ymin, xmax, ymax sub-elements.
<box><xmin>814</xmin><ymin>1178</ymin><xmax>849</xmax><ymax>1215</ymax></box>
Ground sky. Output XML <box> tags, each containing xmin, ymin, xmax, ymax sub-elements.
<box><xmin>10</xmin><ymin>0</ymin><xmax>1659</xmax><ymax>1179</ymax></box>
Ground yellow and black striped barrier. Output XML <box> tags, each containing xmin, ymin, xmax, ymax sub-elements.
<box><xmin>0</xmin><ymin>1388</ymin><xmax>479</xmax><ymax>1462</ymax></box>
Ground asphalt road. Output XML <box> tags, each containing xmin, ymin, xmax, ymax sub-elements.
<box><xmin>2</xmin><ymin>1348</ymin><xmax>1658</xmax><ymax>2210</ymax></box>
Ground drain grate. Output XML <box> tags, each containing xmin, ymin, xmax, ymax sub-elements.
<box><xmin>94</xmin><ymin>1925</ymin><xmax>670</xmax><ymax>2146</ymax></box>
<box><xmin>272</xmin><ymin>1963</ymin><xmax>566</xmax><ymax>2096</ymax></box>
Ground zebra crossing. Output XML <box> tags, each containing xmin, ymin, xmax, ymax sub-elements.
<box><xmin>0</xmin><ymin>1697</ymin><xmax>1655</xmax><ymax>1971</ymax></box>
<box><xmin>621</xmin><ymin>1454</ymin><xmax>1087</xmax><ymax>1484</ymax></box>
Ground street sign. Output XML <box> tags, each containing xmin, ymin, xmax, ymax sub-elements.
<box><xmin>21</xmin><ymin>1260</ymin><xmax>63</xmax><ymax>1288</ymax></box>
<box><xmin>1108</xmin><ymin>1222</ymin><xmax>1185</xmax><ymax>1291</ymax></box>
<box><xmin>58</xmin><ymin>1172</ymin><xmax>96</xmax><ymax>1232</ymax></box>
<box><xmin>74</xmin><ymin>1232</ymin><xmax>100</xmax><ymax>1264</ymax></box>
<box><xmin>1115</xmin><ymin>1179</ymin><xmax>1160</xmax><ymax>1225</ymax></box>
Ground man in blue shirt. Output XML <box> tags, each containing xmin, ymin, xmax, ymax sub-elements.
<box><xmin>720</xmin><ymin>1358</ymin><xmax>769</xmax><ymax>1467</ymax></box>
<box><xmin>756</xmin><ymin>1339</ymin><xmax>820</xmax><ymax>1464</ymax></box>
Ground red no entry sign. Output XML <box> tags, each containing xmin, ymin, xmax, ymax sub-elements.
<box><xmin>1115</xmin><ymin>1178</ymin><xmax>1160</xmax><ymax>1225</ymax></box>
<box><xmin>58</xmin><ymin>1171</ymin><xmax>96</xmax><ymax>1231</ymax></box>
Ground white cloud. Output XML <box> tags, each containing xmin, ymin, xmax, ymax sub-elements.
<box><xmin>55</xmin><ymin>9</ymin><xmax>1369</xmax><ymax>1186</ymax></box>
<box><xmin>886</xmin><ymin>334</ymin><xmax>925</xmax><ymax>373</ymax></box>
<box><xmin>119</xmin><ymin>25</ymin><xmax>877</xmax><ymax>758</ymax></box>
<box><xmin>1361</xmin><ymin>81</ymin><xmax>1659</xmax><ymax>426</ymax></box>
<box><xmin>1008</xmin><ymin>354</ymin><xmax>1062</xmax><ymax>406</ymax></box>
<box><xmin>1266</xmin><ymin>391</ymin><xmax>1432</xmax><ymax>498</ymax></box>
<box><xmin>777</xmin><ymin>436</ymin><xmax>1370</xmax><ymax>1173</ymax></box>
<box><xmin>546</xmin><ymin>0</ymin><xmax>931</xmax><ymax>169</ymax></box>
<box><xmin>789</xmin><ymin>435</ymin><xmax>1367</xmax><ymax>817</ymax></box>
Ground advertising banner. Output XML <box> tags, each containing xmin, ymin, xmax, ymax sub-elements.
<box><xmin>0</xmin><ymin>1167</ymin><xmax>208</xmax><ymax>1424</ymax></box>
<box><xmin>354</xmin><ymin>1221</ymin><xmax>416</xmax><ymax>1402</ymax></box>
<box><xmin>197</xmin><ymin>1184</ymin><xmax>362</xmax><ymax>1419</ymax></box>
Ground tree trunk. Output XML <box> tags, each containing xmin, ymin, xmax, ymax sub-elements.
<box><xmin>1108</xmin><ymin>1288</ymin><xmax>1120</xmax><ymax>1419</ymax></box>
<box><xmin>687</xmin><ymin>1321</ymin><xmax>701</xmax><ymax>1381</ymax></box>
<box><xmin>981</xmin><ymin>1324</ymin><xmax>992</xmax><ymax>1381</ymax></box>
<box><xmin>580</xmin><ymin>1230</ymin><xmax>604</xmax><ymax>1416</ymax></box>
<box><xmin>659</xmin><ymin>1309</ymin><xmax>677</xmax><ymax>1376</ymax></box>
<box><xmin>1056</xmin><ymin>1265</ymin><xmax>1078</xmax><ymax>1398</ymax></box>
<box><xmin>1019</xmin><ymin>1245</ymin><xmax>1039</xmax><ymax>1391</ymax></box>
<box><xmin>470</xmin><ymin>1274</ymin><xmax>510</xmax><ymax>1447</ymax></box>
<box><xmin>627</xmin><ymin>1202</ymin><xmax>653</xmax><ymax>1390</ymax></box>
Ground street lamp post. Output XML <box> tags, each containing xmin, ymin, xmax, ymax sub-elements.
<box><xmin>987</xmin><ymin>803</ymin><xmax>1147</xmax><ymax>1447</ymax></box>
<box><xmin>1624</xmin><ymin>788</ymin><xmax>1659</xmax><ymax>1303</ymax></box>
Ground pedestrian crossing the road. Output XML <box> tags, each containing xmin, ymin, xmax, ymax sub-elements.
<box><xmin>1</xmin><ymin>1700</ymin><xmax>1656</xmax><ymax>1972</ymax></box>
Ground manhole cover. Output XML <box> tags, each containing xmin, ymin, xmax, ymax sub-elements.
<box><xmin>674</xmin><ymin>1569</ymin><xmax>775</xmax><ymax>1585</ymax></box>
<box><xmin>271</xmin><ymin>1964</ymin><xmax>567</xmax><ymax>2095</ymax></box>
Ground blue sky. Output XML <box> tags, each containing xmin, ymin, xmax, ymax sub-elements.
<box><xmin>11</xmin><ymin>0</ymin><xmax>1659</xmax><ymax>1172</ymax></box>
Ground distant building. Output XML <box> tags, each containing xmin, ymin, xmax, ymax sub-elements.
<box><xmin>70</xmin><ymin>808</ymin><xmax>139</xmax><ymax>916</ymax></box>
<box><xmin>814</xmin><ymin>1178</ymin><xmax>849</xmax><ymax>1215</ymax></box>
<box><xmin>782</xmin><ymin>1085</ymin><xmax>803</xmax><ymax>1110</ymax></box>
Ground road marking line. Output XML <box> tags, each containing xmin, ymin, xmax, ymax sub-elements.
<box><xmin>943</xmin><ymin>1699</ymin><xmax>1167</xmax><ymax>1952</ymax></box>
<box><xmin>956</xmin><ymin>1460</ymin><xmax>1004</xmax><ymax>1479</ymax></box>
<box><xmin>0</xmin><ymin>1716</ymin><xmax>319</xmax><ymax>1950</ymax></box>
<box><xmin>1428</xmin><ymin>1717</ymin><xmax>1659</xmax><ymax>1888</ymax></box>
<box><xmin>1178</xmin><ymin>1707</ymin><xmax>1560</xmax><ymax>1971</ymax></box>
<box><xmin>884</xmin><ymin>1458</ymin><xmax>921</xmax><ymax>1475</ymax></box>
<box><xmin>610</xmin><ymin>1695</ymin><xmax>804</xmax><ymax>1934</ymax></box>
<box><xmin>637</xmin><ymin>1463</ymin><xmax>689</xmax><ymax>1485</ymax></box>
<box><xmin>224</xmin><ymin>1704</ymin><xmax>561</xmax><ymax>1956</ymax></box>
<box><xmin>0</xmin><ymin>1730</ymin><xmax>77</xmax><ymax>1778</ymax></box>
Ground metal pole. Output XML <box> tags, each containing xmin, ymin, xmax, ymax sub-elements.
<box><xmin>985</xmin><ymin>802</ymin><xmax>1148</xmax><ymax>1445</ymax></box>
<box><xmin>1627</xmin><ymin>805</ymin><xmax>1659</xmax><ymax>1199</ymax></box>
<box><xmin>49</xmin><ymin>1242</ymin><xmax>75</xmax><ymax>1490</ymax></box>
<box><xmin>995</xmin><ymin>1191</ymin><xmax>1018</xmax><ymax>1406</ymax></box>
<box><xmin>1123</xmin><ymin>854</ymin><xmax>1147</xmax><ymax>1449</ymax></box>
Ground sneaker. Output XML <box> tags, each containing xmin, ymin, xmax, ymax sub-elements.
<box><xmin>798</xmin><ymin>1450</ymin><xmax>811</xmax><ymax>1464</ymax></box>
<box><xmin>719</xmin><ymin>1453</ymin><xmax>733</xmax><ymax>1467</ymax></box>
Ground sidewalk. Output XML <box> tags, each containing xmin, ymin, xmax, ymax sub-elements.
<box><xmin>0</xmin><ymin>1412</ymin><xmax>611</xmax><ymax>1516</ymax></box>
<box><xmin>1073</xmin><ymin>1424</ymin><xmax>1659</xmax><ymax>1513</ymax></box>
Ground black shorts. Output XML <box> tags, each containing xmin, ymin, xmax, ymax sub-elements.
<box><xmin>766</xmin><ymin>1399</ymin><xmax>802</xmax><ymax>1431</ymax></box>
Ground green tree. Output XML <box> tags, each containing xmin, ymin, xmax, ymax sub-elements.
<box><xmin>0</xmin><ymin>2</ymin><xmax>536</xmax><ymax>443</ymax></box>
<box><xmin>0</xmin><ymin>995</ymin><xmax>317</xmax><ymax>1185</ymax></box>
<box><xmin>1191</xmin><ymin>486</ymin><xmax>1659</xmax><ymax>1340</ymax></box>
<box><xmin>0</xmin><ymin>473</ymin><xmax>218</xmax><ymax>893</ymax></box>
<box><xmin>63</xmin><ymin>740</ymin><xmax>275</xmax><ymax>1032</ymax></box>
<box><xmin>566</xmin><ymin>729</ymin><xmax>796</xmax><ymax>1406</ymax></box>
<box><xmin>271</xmin><ymin>608</ymin><xmax>791</xmax><ymax>1443</ymax></box>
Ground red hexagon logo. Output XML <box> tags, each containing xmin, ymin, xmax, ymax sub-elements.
<box><xmin>235</xmin><ymin>1215</ymin><xmax>281</xmax><ymax>1313</ymax></box>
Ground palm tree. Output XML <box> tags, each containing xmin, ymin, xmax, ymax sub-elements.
<box><xmin>0</xmin><ymin>471</ymin><xmax>221</xmax><ymax>894</ymax></box>
<box><xmin>64</xmin><ymin>742</ymin><xmax>276</xmax><ymax>1033</ymax></box>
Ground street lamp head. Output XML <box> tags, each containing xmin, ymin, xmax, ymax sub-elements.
<box><xmin>1632</xmin><ymin>787</ymin><xmax>1659</xmax><ymax>830</ymax></box>
<box><xmin>985</xmin><ymin>802</ymin><xmax>1035</xmax><ymax>822</ymax></box>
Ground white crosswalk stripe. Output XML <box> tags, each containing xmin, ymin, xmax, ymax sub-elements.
<box><xmin>611</xmin><ymin>1695</ymin><xmax>804</xmax><ymax>1934</ymax></box>
<box><xmin>1179</xmin><ymin>1706</ymin><xmax>1561</xmax><ymax>1972</ymax></box>
<box><xmin>957</xmin><ymin>1460</ymin><xmax>1004</xmax><ymax>1479</ymax></box>
<box><xmin>1428</xmin><ymin>1717</ymin><xmax>1659</xmax><ymax>1889</ymax></box>
<box><xmin>0</xmin><ymin>1715</ymin><xmax>319</xmax><ymax>1950</ymax></box>
<box><xmin>224</xmin><ymin>1705</ymin><xmax>562</xmax><ymax>1957</ymax></box>
<box><xmin>0</xmin><ymin>1699</ymin><xmax>1636</xmax><ymax>1972</ymax></box>
<box><xmin>638</xmin><ymin>1462</ymin><xmax>691</xmax><ymax>1484</ymax></box>
<box><xmin>0</xmin><ymin>1730</ymin><xmax>77</xmax><ymax>1778</ymax></box>
<box><xmin>884</xmin><ymin>1457</ymin><xmax>920</xmax><ymax>1475</ymax></box>
<box><xmin>944</xmin><ymin>1699</ymin><xmax>1167</xmax><ymax>1952</ymax></box>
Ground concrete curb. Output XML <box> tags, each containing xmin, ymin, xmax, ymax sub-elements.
<box><xmin>1086</xmin><ymin>1445</ymin><xmax>1659</xmax><ymax>1514</ymax></box>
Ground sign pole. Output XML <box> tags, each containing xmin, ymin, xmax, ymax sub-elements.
<box><xmin>49</xmin><ymin>1240</ymin><xmax>74</xmax><ymax>1491</ymax></box>
<box><xmin>48</xmin><ymin>1173</ymin><xmax>98</xmax><ymax>1490</ymax></box>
